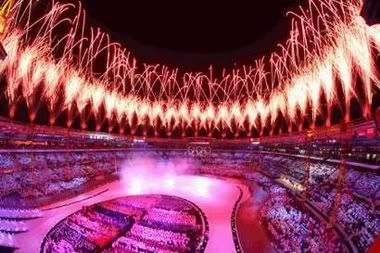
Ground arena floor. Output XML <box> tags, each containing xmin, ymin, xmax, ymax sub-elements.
<box><xmin>13</xmin><ymin>175</ymin><xmax>253</xmax><ymax>253</ymax></box>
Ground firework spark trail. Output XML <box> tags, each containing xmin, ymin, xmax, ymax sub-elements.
<box><xmin>0</xmin><ymin>0</ymin><xmax>379</xmax><ymax>137</ymax></box>
<box><xmin>2</xmin><ymin>32</ymin><xmax>22</xmax><ymax>118</ymax></box>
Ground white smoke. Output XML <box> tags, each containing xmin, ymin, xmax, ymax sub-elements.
<box><xmin>118</xmin><ymin>153</ymin><xmax>197</xmax><ymax>195</ymax></box>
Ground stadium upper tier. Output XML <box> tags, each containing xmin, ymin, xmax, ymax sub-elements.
<box><xmin>0</xmin><ymin>117</ymin><xmax>378</xmax><ymax>167</ymax></box>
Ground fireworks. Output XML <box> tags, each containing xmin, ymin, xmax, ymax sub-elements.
<box><xmin>0</xmin><ymin>0</ymin><xmax>379</xmax><ymax>137</ymax></box>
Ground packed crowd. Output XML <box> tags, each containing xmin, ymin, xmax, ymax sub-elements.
<box><xmin>127</xmin><ymin>224</ymin><xmax>190</xmax><ymax>250</ymax></box>
<box><xmin>338</xmin><ymin>194</ymin><xmax>379</xmax><ymax>251</ymax></box>
<box><xmin>308</xmin><ymin>184</ymin><xmax>378</xmax><ymax>252</ymax></box>
<box><xmin>195</xmin><ymin>151</ymin><xmax>253</xmax><ymax>178</ymax></box>
<box><xmin>0</xmin><ymin>207</ymin><xmax>42</xmax><ymax>249</ymax></box>
<box><xmin>251</xmin><ymin>153</ymin><xmax>380</xmax><ymax>200</ymax></box>
<box><xmin>247</xmin><ymin>172</ymin><xmax>345</xmax><ymax>253</ymax></box>
<box><xmin>0</xmin><ymin>207</ymin><xmax>42</xmax><ymax>219</ymax></box>
<box><xmin>107</xmin><ymin>235</ymin><xmax>177</xmax><ymax>253</ymax></box>
<box><xmin>0</xmin><ymin>232</ymin><xmax>15</xmax><ymax>249</ymax></box>
<box><xmin>0</xmin><ymin>219</ymin><xmax>27</xmax><ymax>233</ymax></box>
<box><xmin>0</xmin><ymin>151</ymin><xmax>124</xmax><ymax>208</ymax></box>
<box><xmin>262</xmin><ymin>197</ymin><xmax>344</xmax><ymax>253</ymax></box>
<box><xmin>250</xmin><ymin>152</ymin><xmax>379</xmax><ymax>252</ymax></box>
<box><xmin>143</xmin><ymin>208</ymin><xmax>197</xmax><ymax>227</ymax></box>
<box><xmin>42</xmin><ymin>195</ymin><xmax>208</xmax><ymax>253</ymax></box>
<box><xmin>195</xmin><ymin>162</ymin><xmax>344</xmax><ymax>251</ymax></box>
<box><xmin>193</xmin><ymin>151</ymin><xmax>378</xmax><ymax>252</ymax></box>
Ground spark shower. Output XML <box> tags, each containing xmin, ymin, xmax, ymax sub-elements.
<box><xmin>1</xmin><ymin>0</ymin><xmax>380</xmax><ymax>137</ymax></box>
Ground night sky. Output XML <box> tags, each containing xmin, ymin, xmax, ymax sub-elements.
<box><xmin>82</xmin><ymin>0</ymin><xmax>304</xmax><ymax>69</ymax></box>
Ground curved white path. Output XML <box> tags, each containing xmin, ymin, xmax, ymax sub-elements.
<box><xmin>14</xmin><ymin>175</ymin><xmax>250</xmax><ymax>253</ymax></box>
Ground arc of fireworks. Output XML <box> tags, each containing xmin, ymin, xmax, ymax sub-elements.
<box><xmin>1</xmin><ymin>0</ymin><xmax>379</xmax><ymax>137</ymax></box>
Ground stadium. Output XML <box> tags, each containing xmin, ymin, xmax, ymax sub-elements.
<box><xmin>0</xmin><ymin>0</ymin><xmax>379</xmax><ymax>252</ymax></box>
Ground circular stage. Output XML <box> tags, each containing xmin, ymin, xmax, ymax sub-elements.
<box><xmin>41</xmin><ymin>195</ymin><xmax>208</xmax><ymax>252</ymax></box>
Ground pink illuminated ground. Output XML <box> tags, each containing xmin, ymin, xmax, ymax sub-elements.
<box><xmin>237</xmin><ymin>181</ymin><xmax>276</xmax><ymax>253</ymax></box>
<box><xmin>13</xmin><ymin>175</ymin><xmax>255</xmax><ymax>253</ymax></box>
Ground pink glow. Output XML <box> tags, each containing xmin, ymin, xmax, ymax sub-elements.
<box><xmin>119</xmin><ymin>155</ymin><xmax>196</xmax><ymax>195</ymax></box>
<box><xmin>13</xmin><ymin>176</ymin><xmax>248</xmax><ymax>253</ymax></box>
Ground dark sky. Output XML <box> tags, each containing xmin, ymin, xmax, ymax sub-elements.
<box><xmin>82</xmin><ymin>0</ymin><xmax>304</xmax><ymax>69</ymax></box>
<box><xmin>361</xmin><ymin>0</ymin><xmax>380</xmax><ymax>25</ymax></box>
